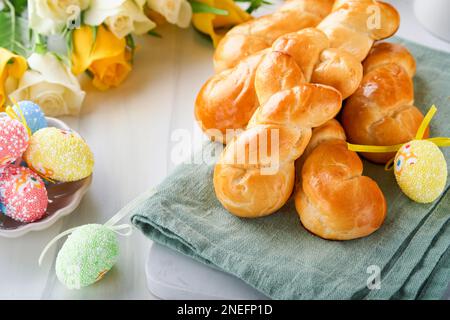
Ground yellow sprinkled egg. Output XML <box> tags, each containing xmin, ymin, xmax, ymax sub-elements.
<box><xmin>24</xmin><ymin>127</ymin><xmax>94</xmax><ymax>182</ymax></box>
<box><xmin>394</xmin><ymin>140</ymin><xmax>447</xmax><ymax>203</ymax></box>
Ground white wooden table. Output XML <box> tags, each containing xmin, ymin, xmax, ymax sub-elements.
<box><xmin>1</xmin><ymin>0</ymin><xmax>449</xmax><ymax>300</ymax></box>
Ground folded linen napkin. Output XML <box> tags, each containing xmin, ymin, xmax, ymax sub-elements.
<box><xmin>130</xmin><ymin>38</ymin><xmax>450</xmax><ymax>300</ymax></box>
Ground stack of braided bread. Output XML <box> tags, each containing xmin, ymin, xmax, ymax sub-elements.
<box><xmin>195</xmin><ymin>0</ymin><xmax>425</xmax><ymax>240</ymax></box>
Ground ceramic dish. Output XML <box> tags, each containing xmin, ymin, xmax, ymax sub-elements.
<box><xmin>0</xmin><ymin>116</ymin><xmax>92</xmax><ymax>238</ymax></box>
<box><xmin>414</xmin><ymin>0</ymin><xmax>450</xmax><ymax>43</ymax></box>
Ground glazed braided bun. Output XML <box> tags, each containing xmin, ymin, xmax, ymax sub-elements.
<box><xmin>213</xmin><ymin>0</ymin><xmax>335</xmax><ymax>73</ymax></box>
<box><xmin>196</xmin><ymin>28</ymin><xmax>362</xmax><ymax>143</ymax></box>
<box><xmin>295</xmin><ymin>120</ymin><xmax>387</xmax><ymax>240</ymax></box>
<box><xmin>256</xmin><ymin>29</ymin><xmax>362</xmax><ymax>104</ymax></box>
<box><xmin>196</xmin><ymin>0</ymin><xmax>399</xmax><ymax>144</ymax></box>
<box><xmin>342</xmin><ymin>42</ymin><xmax>428</xmax><ymax>164</ymax></box>
<box><xmin>214</xmin><ymin>84</ymin><xmax>342</xmax><ymax>218</ymax></box>
<box><xmin>318</xmin><ymin>0</ymin><xmax>400</xmax><ymax>61</ymax></box>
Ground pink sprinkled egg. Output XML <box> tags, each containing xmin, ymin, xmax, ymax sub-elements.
<box><xmin>0</xmin><ymin>118</ymin><xmax>29</xmax><ymax>169</ymax></box>
<box><xmin>0</xmin><ymin>166</ymin><xmax>48</xmax><ymax>223</ymax></box>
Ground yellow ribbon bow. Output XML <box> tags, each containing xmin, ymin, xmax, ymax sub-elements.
<box><xmin>347</xmin><ymin>105</ymin><xmax>450</xmax><ymax>169</ymax></box>
<box><xmin>5</xmin><ymin>101</ymin><xmax>32</xmax><ymax>137</ymax></box>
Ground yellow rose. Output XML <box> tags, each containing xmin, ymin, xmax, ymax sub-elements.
<box><xmin>192</xmin><ymin>0</ymin><xmax>252</xmax><ymax>47</ymax></box>
<box><xmin>0</xmin><ymin>48</ymin><xmax>27</xmax><ymax>110</ymax></box>
<box><xmin>71</xmin><ymin>25</ymin><xmax>132</xmax><ymax>91</ymax></box>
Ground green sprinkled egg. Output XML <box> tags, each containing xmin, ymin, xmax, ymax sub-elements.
<box><xmin>55</xmin><ymin>224</ymin><xmax>119</xmax><ymax>290</ymax></box>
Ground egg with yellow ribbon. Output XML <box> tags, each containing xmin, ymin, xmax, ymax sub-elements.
<box><xmin>348</xmin><ymin>105</ymin><xmax>449</xmax><ymax>204</ymax></box>
<box><xmin>394</xmin><ymin>140</ymin><xmax>447</xmax><ymax>203</ymax></box>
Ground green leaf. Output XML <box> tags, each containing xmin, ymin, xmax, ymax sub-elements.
<box><xmin>126</xmin><ymin>34</ymin><xmax>135</xmax><ymax>64</ymax></box>
<box><xmin>34</xmin><ymin>43</ymin><xmax>47</xmax><ymax>54</ymax></box>
<box><xmin>148</xmin><ymin>30</ymin><xmax>162</xmax><ymax>38</ymax></box>
<box><xmin>64</xmin><ymin>28</ymin><xmax>74</xmax><ymax>59</ymax></box>
<box><xmin>189</xmin><ymin>1</ymin><xmax>228</xmax><ymax>15</ymax></box>
<box><xmin>51</xmin><ymin>51</ymin><xmax>71</xmax><ymax>67</ymax></box>
<box><xmin>33</xmin><ymin>33</ymin><xmax>47</xmax><ymax>55</ymax></box>
<box><xmin>234</xmin><ymin>0</ymin><xmax>272</xmax><ymax>13</ymax></box>
<box><xmin>9</xmin><ymin>0</ymin><xmax>28</xmax><ymax>15</ymax></box>
<box><xmin>126</xmin><ymin>34</ymin><xmax>135</xmax><ymax>50</ymax></box>
<box><xmin>0</xmin><ymin>11</ymin><xmax>30</xmax><ymax>56</ymax></box>
<box><xmin>85</xmin><ymin>69</ymin><xmax>94</xmax><ymax>79</ymax></box>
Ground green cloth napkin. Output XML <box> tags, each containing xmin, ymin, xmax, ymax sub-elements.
<box><xmin>130</xmin><ymin>38</ymin><xmax>450</xmax><ymax>300</ymax></box>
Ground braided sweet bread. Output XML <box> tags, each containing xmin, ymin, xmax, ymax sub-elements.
<box><xmin>295</xmin><ymin>120</ymin><xmax>387</xmax><ymax>240</ymax></box>
<box><xmin>214</xmin><ymin>84</ymin><xmax>342</xmax><ymax>218</ymax></box>
<box><xmin>196</xmin><ymin>0</ymin><xmax>399</xmax><ymax>143</ymax></box>
<box><xmin>342</xmin><ymin>42</ymin><xmax>428</xmax><ymax>164</ymax></box>
<box><xmin>214</xmin><ymin>0</ymin><xmax>335</xmax><ymax>72</ymax></box>
<box><xmin>197</xmin><ymin>28</ymin><xmax>361</xmax><ymax>143</ymax></box>
<box><xmin>318</xmin><ymin>0</ymin><xmax>400</xmax><ymax>61</ymax></box>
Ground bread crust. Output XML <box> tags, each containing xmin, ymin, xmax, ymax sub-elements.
<box><xmin>214</xmin><ymin>84</ymin><xmax>342</xmax><ymax>218</ymax></box>
<box><xmin>213</xmin><ymin>0</ymin><xmax>335</xmax><ymax>72</ymax></box>
<box><xmin>196</xmin><ymin>1</ymin><xmax>400</xmax><ymax>142</ymax></box>
<box><xmin>342</xmin><ymin>42</ymin><xmax>427</xmax><ymax>164</ymax></box>
<box><xmin>294</xmin><ymin>120</ymin><xmax>387</xmax><ymax>240</ymax></box>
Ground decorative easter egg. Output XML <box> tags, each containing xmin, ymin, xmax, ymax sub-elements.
<box><xmin>394</xmin><ymin>140</ymin><xmax>447</xmax><ymax>203</ymax></box>
<box><xmin>0</xmin><ymin>166</ymin><xmax>48</xmax><ymax>223</ymax></box>
<box><xmin>24</xmin><ymin>127</ymin><xmax>94</xmax><ymax>182</ymax></box>
<box><xmin>13</xmin><ymin>101</ymin><xmax>47</xmax><ymax>134</ymax></box>
<box><xmin>0</xmin><ymin>118</ymin><xmax>29</xmax><ymax>168</ymax></box>
<box><xmin>55</xmin><ymin>224</ymin><xmax>119</xmax><ymax>289</ymax></box>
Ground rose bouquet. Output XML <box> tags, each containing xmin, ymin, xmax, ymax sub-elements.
<box><xmin>0</xmin><ymin>0</ymin><xmax>267</xmax><ymax>116</ymax></box>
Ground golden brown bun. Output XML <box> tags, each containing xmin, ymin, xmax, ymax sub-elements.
<box><xmin>342</xmin><ymin>42</ymin><xmax>428</xmax><ymax>164</ymax></box>
<box><xmin>196</xmin><ymin>1</ymin><xmax>400</xmax><ymax>143</ymax></box>
<box><xmin>196</xmin><ymin>28</ymin><xmax>362</xmax><ymax>142</ymax></box>
<box><xmin>266</xmin><ymin>29</ymin><xmax>364</xmax><ymax>99</ymax></box>
<box><xmin>195</xmin><ymin>50</ymin><xmax>267</xmax><ymax>143</ymax></box>
<box><xmin>300</xmin><ymin>119</ymin><xmax>347</xmax><ymax>161</ymax></box>
<box><xmin>295</xmin><ymin>120</ymin><xmax>387</xmax><ymax>240</ymax></box>
<box><xmin>214</xmin><ymin>84</ymin><xmax>342</xmax><ymax>218</ymax></box>
<box><xmin>363</xmin><ymin>42</ymin><xmax>416</xmax><ymax>77</ymax></box>
<box><xmin>213</xmin><ymin>0</ymin><xmax>335</xmax><ymax>72</ymax></box>
<box><xmin>195</xmin><ymin>0</ymin><xmax>398</xmax><ymax>142</ymax></box>
<box><xmin>311</xmin><ymin>48</ymin><xmax>363</xmax><ymax>98</ymax></box>
<box><xmin>318</xmin><ymin>0</ymin><xmax>400</xmax><ymax>61</ymax></box>
<box><xmin>254</xmin><ymin>51</ymin><xmax>306</xmax><ymax>105</ymax></box>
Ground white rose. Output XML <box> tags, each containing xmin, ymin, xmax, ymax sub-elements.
<box><xmin>28</xmin><ymin>0</ymin><xmax>90</xmax><ymax>35</ymax></box>
<box><xmin>85</xmin><ymin>0</ymin><xmax>156</xmax><ymax>39</ymax></box>
<box><xmin>147</xmin><ymin>0</ymin><xmax>192</xmax><ymax>28</ymax></box>
<box><xmin>9</xmin><ymin>53</ymin><xmax>86</xmax><ymax>117</ymax></box>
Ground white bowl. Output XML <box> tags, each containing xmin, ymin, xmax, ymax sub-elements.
<box><xmin>0</xmin><ymin>116</ymin><xmax>92</xmax><ymax>238</ymax></box>
<box><xmin>415</xmin><ymin>0</ymin><xmax>450</xmax><ymax>43</ymax></box>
